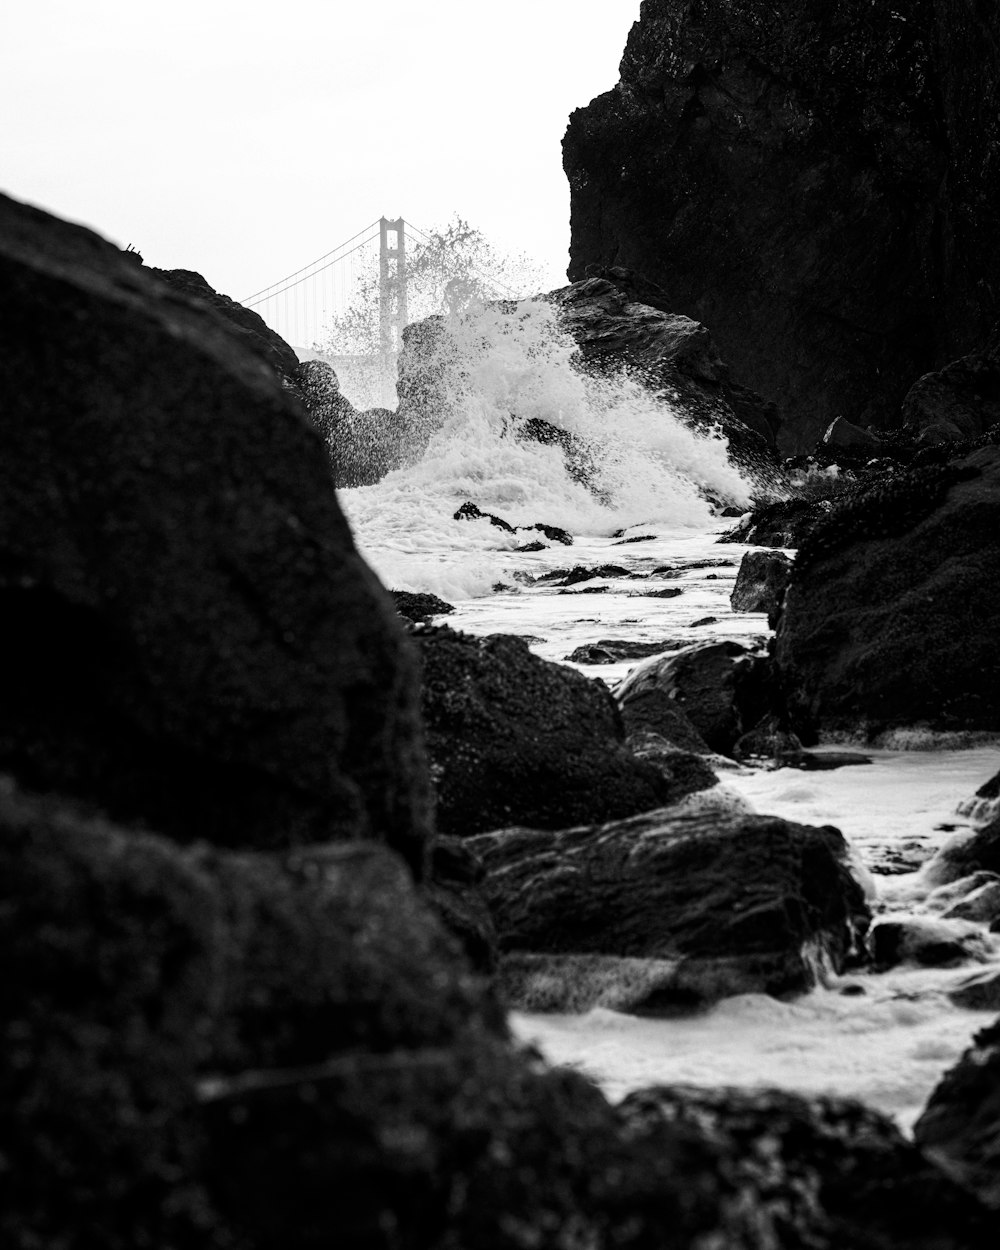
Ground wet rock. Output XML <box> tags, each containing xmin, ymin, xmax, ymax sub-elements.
<box><xmin>730</xmin><ymin>549</ymin><xmax>793</xmax><ymax>624</ymax></box>
<box><xmin>869</xmin><ymin>916</ymin><xmax>992</xmax><ymax>970</ymax></box>
<box><xmin>719</xmin><ymin>498</ymin><xmax>831</xmax><ymax>548</ymax></box>
<box><xmin>564</xmin><ymin>638</ymin><xmax>686</xmax><ymax>665</ymax></box>
<box><xmin>453</xmin><ymin>500</ymin><xmax>516</xmax><ymax>532</ymax></box>
<box><xmin>957</xmin><ymin>770</ymin><xmax>1000</xmax><ymax>828</ymax></box>
<box><xmin>942</xmin><ymin>880</ymin><xmax>1000</xmax><ymax>925</ymax></box>
<box><xmin>688</xmin><ymin>615</ymin><xmax>718</xmax><ymax>627</ymax></box>
<box><xmin>615</xmin><ymin>639</ymin><xmax>772</xmax><ymax>756</ymax></box>
<box><xmin>924</xmin><ymin>822</ymin><xmax>1000</xmax><ymax>887</ymax></box>
<box><xmin>914</xmin><ymin>1015</ymin><xmax>1000</xmax><ymax>1210</ymax></box>
<box><xmin>621</xmin><ymin>1085</ymin><xmax>1000</xmax><ymax>1249</ymax></box>
<box><xmin>470</xmin><ymin>807</ymin><xmax>871</xmax><ymax>1011</ymax></box>
<box><xmin>949</xmin><ymin>971</ymin><xmax>1000</xmax><ymax>1012</ymax></box>
<box><xmin>637</xmin><ymin>586</ymin><xmax>684</xmax><ymax>598</ymax></box>
<box><xmin>732</xmin><ymin>713</ymin><xmax>802</xmax><ymax>763</ymax></box>
<box><xmin>822</xmin><ymin>416</ymin><xmax>890</xmax><ymax>459</ymax></box>
<box><xmin>0</xmin><ymin>191</ymin><xmax>430</xmax><ymax>870</ymax></box>
<box><xmin>547</xmin><ymin>274</ymin><xmax>780</xmax><ymax>477</ymax></box>
<box><xmin>773</xmin><ymin>450</ymin><xmax>1000</xmax><ymax>742</ymax></box>
<box><xmin>926</xmin><ymin>872</ymin><xmax>1000</xmax><ymax>913</ymax></box>
<box><xmin>778</xmin><ymin>750</ymin><xmax>873</xmax><ymax>772</ymax></box>
<box><xmin>564</xmin><ymin>0</ymin><xmax>1000</xmax><ymax>454</ymax></box>
<box><xmin>621</xmin><ymin>730</ymin><xmax>718</xmax><ymax>798</ymax></box>
<box><xmin>415</xmin><ymin>625</ymin><xmax>676</xmax><ymax>836</ymax></box>
<box><xmin>612</xmin><ymin>532</ymin><xmax>657</xmax><ymax>544</ymax></box>
<box><xmin>535</xmin><ymin>563</ymin><xmax>630</xmax><ymax>586</ymax></box>
<box><xmin>902</xmin><ymin>325</ymin><xmax>1000</xmax><ymax>444</ymax></box>
<box><xmin>516</xmin><ymin>540</ymin><xmax>547</xmax><ymax>552</ymax></box>
<box><xmin>389</xmin><ymin>590</ymin><xmax>455</xmax><ymax>622</ymax></box>
<box><xmin>518</xmin><ymin>521</ymin><xmax>573</xmax><ymax>545</ymax></box>
<box><xmin>615</xmin><ymin>684</ymin><xmax>713</xmax><ymax>754</ymax></box>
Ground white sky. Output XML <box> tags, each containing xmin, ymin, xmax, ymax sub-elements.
<box><xmin>1</xmin><ymin>1</ymin><xmax>639</xmax><ymax>302</ymax></box>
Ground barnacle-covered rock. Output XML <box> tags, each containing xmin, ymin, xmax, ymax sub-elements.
<box><xmin>773</xmin><ymin>448</ymin><xmax>1000</xmax><ymax>740</ymax></box>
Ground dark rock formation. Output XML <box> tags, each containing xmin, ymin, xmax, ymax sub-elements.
<box><xmin>902</xmin><ymin>325</ymin><xmax>1000</xmax><ymax>444</ymax></box>
<box><xmin>957</xmin><ymin>770</ymin><xmax>1000</xmax><ymax>828</ymax></box>
<box><xmin>469</xmin><ymin>807</ymin><xmax>871</xmax><ymax>1011</ymax></box>
<box><xmin>564</xmin><ymin>0</ymin><xmax>1000</xmax><ymax>453</ymax></box>
<box><xmin>823</xmin><ymin>416</ymin><xmax>890</xmax><ymax>460</ymax></box>
<box><xmin>950</xmin><ymin>970</ymin><xmax>1000</xmax><ymax>1012</ymax></box>
<box><xmin>150</xmin><ymin>266</ymin><xmax>299</xmax><ymax>378</ymax></box>
<box><xmin>915</xmin><ymin>1015</ymin><xmax>1000</xmax><ymax>1210</ymax></box>
<box><xmin>415</xmin><ymin>625</ymin><xmax>676</xmax><ymax>835</ymax></box>
<box><xmin>0</xmin><ymin>190</ymin><xmax>430</xmax><ymax>870</ymax></box>
<box><xmin>565</xmin><ymin>637</ymin><xmax>687</xmax><ymax>665</ymax></box>
<box><xmin>536</xmin><ymin>562</ymin><xmax>631</xmax><ymax>586</ymax></box>
<box><xmin>548</xmin><ymin>273</ymin><xmax>780</xmax><ymax>473</ymax></box>
<box><xmin>719</xmin><ymin>497</ymin><xmax>832</xmax><ymax>548</ymax></box>
<box><xmin>923</xmin><ymin>820</ymin><xmax>1000</xmax><ymax>888</ymax></box>
<box><xmin>390</xmin><ymin>590</ymin><xmax>455</xmax><ymax>622</ymax></box>
<box><xmin>453</xmin><ymin>499</ymin><xmax>517</xmax><ymax>532</ymax></box>
<box><xmin>615</xmin><ymin>639</ymin><xmax>772</xmax><ymax>756</ymax></box>
<box><xmin>773</xmin><ymin>449</ymin><xmax>1000</xmax><ymax>741</ymax></box>
<box><xmin>870</xmin><ymin>917</ymin><xmax>992</xmax><ymax>970</ymax></box>
<box><xmin>622</xmin><ymin>1085</ymin><xmax>1000</xmax><ymax>1249</ymax></box>
<box><xmin>730</xmin><ymin>549</ymin><xmax>793</xmax><ymax>623</ymax></box>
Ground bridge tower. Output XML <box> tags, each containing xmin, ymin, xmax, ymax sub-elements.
<box><xmin>378</xmin><ymin>217</ymin><xmax>408</xmax><ymax>407</ymax></box>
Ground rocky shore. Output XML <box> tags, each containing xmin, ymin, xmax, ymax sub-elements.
<box><xmin>4</xmin><ymin>3</ymin><xmax>1000</xmax><ymax>1244</ymax></box>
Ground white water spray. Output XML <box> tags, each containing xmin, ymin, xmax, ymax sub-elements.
<box><xmin>339</xmin><ymin>298</ymin><xmax>754</xmax><ymax>598</ymax></box>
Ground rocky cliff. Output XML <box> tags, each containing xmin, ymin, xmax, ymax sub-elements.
<box><xmin>563</xmin><ymin>0</ymin><xmax>1000</xmax><ymax>452</ymax></box>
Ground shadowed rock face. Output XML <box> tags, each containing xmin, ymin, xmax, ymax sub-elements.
<box><xmin>773</xmin><ymin>448</ymin><xmax>1000</xmax><ymax>741</ymax></box>
<box><xmin>0</xmin><ymin>191</ymin><xmax>431</xmax><ymax>871</ymax></box>
<box><xmin>564</xmin><ymin>0</ymin><xmax>1000</xmax><ymax>453</ymax></box>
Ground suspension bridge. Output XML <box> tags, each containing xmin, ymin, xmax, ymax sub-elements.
<box><xmin>242</xmin><ymin>216</ymin><xmax>522</xmax><ymax>407</ymax></box>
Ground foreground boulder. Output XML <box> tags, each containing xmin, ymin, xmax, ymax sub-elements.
<box><xmin>415</xmin><ymin>625</ymin><xmax>681</xmax><ymax>835</ymax></box>
<box><xmin>773</xmin><ymin>449</ymin><xmax>1000</xmax><ymax>741</ymax></box>
<box><xmin>564</xmin><ymin>0</ymin><xmax>1000</xmax><ymax>453</ymax></box>
<box><xmin>0</xmin><ymin>191</ymin><xmax>430</xmax><ymax>870</ymax></box>
<box><xmin>914</xmin><ymin>1015</ymin><xmax>1000</xmax><ymax>1210</ymax></box>
<box><xmin>468</xmin><ymin>807</ymin><xmax>870</xmax><ymax>1012</ymax></box>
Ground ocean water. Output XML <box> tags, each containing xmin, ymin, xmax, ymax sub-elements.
<box><xmin>337</xmin><ymin>298</ymin><xmax>1000</xmax><ymax>1133</ymax></box>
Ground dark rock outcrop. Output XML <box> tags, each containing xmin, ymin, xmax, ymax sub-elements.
<box><xmin>915</xmin><ymin>1015</ymin><xmax>1000</xmax><ymax>1210</ymax></box>
<box><xmin>870</xmin><ymin>916</ymin><xmax>991</xmax><ymax>970</ymax></box>
<box><xmin>416</xmin><ymin>625</ymin><xmax>677</xmax><ymax>835</ymax></box>
<box><xmin>565</xmin><ymin>637</ymin><xmax>687</xmax><ymax>665</ymax></box>
<box><xmin>719</xmin><ymin>498</ymin><xmax>831</xmax><ymax>548</ymax></box>
<box><xmin>390</xmin><ymin>590</ymin><xmax>455</xmax><ymax>622</ymax></box>
<box><xmin>548</xmin><ymin>273</ymin><xmax>779</xmax><ymax>473</ymax></box>
<box><xmin>773</xmin><ymin>449</ymin><xmax>1000</xmax><ymax>742</ymax></box>
<box><xmin>615</xmin><ymin>639</ymin><xmax>772</xmax><ymax>756</ymax></box>
<box><xmin>623</xmin><ymin>1085</ymin><xmax>1000</xmax><ymax>1249</ymax></box>
<box><xmin>150</xmin><ymin>265</ymin><xmax>300</xmax><ymax>378</ymax></box>
<box><xmin>730</xmin><ymin>549</ymin><xmax>793</xmax><ymax>623</ymax></box>
<box><xmin>616</xmin><ymin>682</ymin><xmax>714</xmax><ymax>754</ymax></box>
<box><xmin>469</xmin><ymin>807</ymin><xmax>871</xmax><ymax>1012</ymax></box>
<box><xmin>902</xmin><ymin>325</ymin><xmax>1000</xmax><ymax>444</ymax></box>
<box><xmin>564</xmin><ymin>0</ymin><xmax>1000</xmax><ymax>453</ymax></box>
<box><xmin>0</xmin><ymin>190</ymin><xmax>430</xmax><ymax>870</ymax></box>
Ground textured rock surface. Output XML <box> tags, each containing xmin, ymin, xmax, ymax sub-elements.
<box><xmin>730</xmin><ymin>549</ymin><xmax>793</xmax><ymax>623</ymax></box>
<box><xmin>915</xmin><ymin>1015</ymin><xmax>1000</xmax><ymax>1210</ymax></box>
<box><xmin>615</xmin><ymin>639</ymin><xmax>772</xmax><ymax>756</ymax></box>
<box><xmin>719</xmin><ymin>498</ymin><xmax>831</xmax><ymax>548</ymax></box>
<box><xmin>548</xmin><ymin>273</ymin><xmax>779</xmax><ymax>474</ymax></box>
<box><xmin>564</xmin><ymin>0</ymin><xmax>1000</xmax><ymax>452</ymax></box>
<box><xmin>469</xmin><ymin>807</ymin><xmax>870</xmax><ymax>1010</ymax></box>
<box><xmin>416</xmin><ymin>625</ymin><xmax>677</xmax><ymax>835</ymax></box>
<box><xmin>0</xmin><ymin>190</ymin><xmax>430</xmax><ymax>868</ymax></box>
<box><xmin>773</xmin><ymin>448</ymin><xmax>1000</xmax><ymax>741</ymax></box>
<box><xmin>902</xmin><ymin>325</ymin><xmax>1000</xmax><ymax>444</ymax></box>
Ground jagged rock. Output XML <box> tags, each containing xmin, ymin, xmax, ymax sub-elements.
<box><xmin>870</xmin><ymin>917</ymin><xmax>992</xmax><ymax>970</ymax></box>
<box><xmin>547</xmin><ymin>274</ymin><xmax>779</xmax><ymax>475</ymax></box>
<box><xmin>149</xmin><ymin>266</ymin><xmax>299</xmax><ymax>378</ymax></box>
<box><xmin>469</xmin><ymin>807</ymin><xmax>870</xmax><ymax>1012</ymax></box>
<box><xmin>957</xmin><ymin>770</ymin><xmax>1000</xmax><ymax>828</ymax></box>
<box><xmin>822</xmin><ymin>416</ymin><xmax>890</xmax><ymax>459</ymax></box>
<box><xmin>453</xmin><ymin>500</ymin><xmax>516</xmax><ymax>532</ymax></box>
<box><xmin>564</xmin><ymin>0</ymin><xmax>1000</xmax><ymax>453</ymax></box>
<box><xmin>615</xmin><ymin>639</ymin><xmax>772</xmax><ymax>756</ymax></box>
<box><xmin>621</xmin><ymin>1086</ymin><xmax>1000</xmax><ymax>1249</ymax></box>
<box><xmin>389</xmin><ymin>590</ymin><xmax>455</xmax><ymax>622</ymax></box>
<box><xmin>415</xmin><ymin>625</ymin><xmax>676</xmax><ymax>836</ymax></box>
<box><xmin>535</xmin><ymin>563</ymin><xmax>631</xmax><ymax>586</ymax></box>
<box><xmin>773</xmin><ymin>449</ymin><xmax>1000</xmax><ymax>742</ymax></box>
<box><xmin>719</xmin><ymin>498</ymin><xmax>831</xmax><ymax>548</ymax></box>
<box><xmin>517</xmin><ymin>521</ymin><xmax>574</xmax><ymax>545</ymax></box>
<box><xmin>730</xmin><ymin>549</ymin><xmax>793</xmax><ymax>624</ymax></box>
<box><xmin>914</xmin><ymin>1015</ymin><xmax>1000</xmax><ymax>1210</ymax></box>
<box><xmin>0</xmin><ymin>191</ymin><xmax>430</xmax><ymax>870</ymax></box>
<box><xmin>902</xmin><ymin>326</ymin><xmax>1000</xmax><ymax>444</ymax></box>
<box><xmin>565</xmin><ymin>638</ymin><xmax>686</xmax><ymax>665</ymax></box>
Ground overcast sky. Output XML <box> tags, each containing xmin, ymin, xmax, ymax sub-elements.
<box><xmin>1</xmin><ymin>1</ymin><xmax>639</xmax><ymax>303</ymax></box>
